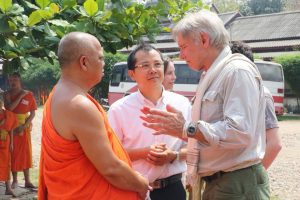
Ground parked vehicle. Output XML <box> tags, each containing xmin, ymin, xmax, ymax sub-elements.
<box><xmin>108</xmin><ymin>60</ymin><xmax>284</xmax><ymax>115</ymax></box>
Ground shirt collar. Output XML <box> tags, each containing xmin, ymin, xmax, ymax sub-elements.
<box><xmin>207</xmin><ymin>45</ymin><xmax>231</xmax><ymax>73</ymax></box>
<box><xmin>136</xmin><ymin>87</ymin><xmax>167</xmax><ymax>107</ymax></box>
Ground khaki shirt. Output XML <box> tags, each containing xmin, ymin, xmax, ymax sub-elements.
<box><xmin>196</xmin><ymin>47</ymin><xmax>266</xmax><ymax>176</ymax></box>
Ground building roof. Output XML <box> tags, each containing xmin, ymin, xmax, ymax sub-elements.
<box><xmin>119</xmin><ymin>10</ymin><xmax>300</xmax><ymax>59</ymax></box>
<box><xmin>247</xmin><ymin>39</ymin><xmax>300</xmax><ymax>49</ymax></box>
<box><xmin>218</xmin><ymin>11</ymin><xmax>241</xmax><ymax>27</ymax></box>
<box><xmin>255</xmin><ymin>51</ymin><xmax>300</xmax><ymax>58</ymax></box>
<box><xmin>228</xmin><ymin>10</ymin><xmax>300</xmax><ymax>42</ymax></box>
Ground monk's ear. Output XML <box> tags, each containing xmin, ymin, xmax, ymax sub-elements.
<box><xmin>79</xmin><ymin>56</ymin><xmax>88</xmax><ymax>71</ymax></box>
<box><xmin>128</xmin><ymin>70</ymin><xmax>136</xmax><ymax>81</ymax></box>
<box><xmin>200</xmin><ymin>32</ymin><xmax>210</xmax><ymax>48</ymax></box>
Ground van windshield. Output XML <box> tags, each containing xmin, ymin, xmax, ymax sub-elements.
<box><xmin>256</xmin><ymin>63</ymin><xmax>283</xmax><ymax>82</ymax></box>
<box><xmin>175</xmin><ymin>64</ymin><xmax>201</xmax><ymax>84</ymax></box>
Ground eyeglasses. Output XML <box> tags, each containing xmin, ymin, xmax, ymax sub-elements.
<box><xmin>134</xmin><ymin>62</ymin><xmax>163</xmax><ymax>71</ymax></box>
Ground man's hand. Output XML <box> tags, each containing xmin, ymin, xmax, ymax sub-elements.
<box><xmin>140</xmin><ymin>104</ymin><xmax>185</xmax><ymax>139</ymax></box>
<box><xmin>146</xmin><ymin>144</ymin><xmax>176</xmax><ymax>165</ymax></box>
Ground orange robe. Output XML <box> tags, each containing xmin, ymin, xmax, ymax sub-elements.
<box><xmin>0</xmin><ymin>110</ymin><xmax>18</xmax><ymax>181</ymax></box>
<box><xmin>9</xmin><ymin>92</ymin><xmax>37</xmax><ymax>171</ymax></box>
<box><xmin>38</xmin><ymin>91</ymin><xmax>139</xmax><ymax>200</ymax></box>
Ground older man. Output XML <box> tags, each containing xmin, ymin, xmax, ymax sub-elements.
<box><xmin>38</xmin><ymin>32</ymin><xmax>149</xmax><ymax>200</ymax></box>
<box><xmin>141</xmin><ymin>10</ymin><xmax>269</xmax><ymax>200</ymax></box>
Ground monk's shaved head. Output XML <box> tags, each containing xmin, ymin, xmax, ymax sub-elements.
<box><xmin>57</xmin><ymin>32</ymin><xmax>101</xmax><ymax>68</ymax></box>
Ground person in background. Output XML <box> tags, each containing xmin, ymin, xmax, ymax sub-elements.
<box><xmin>38</xmin><ymin>32</ymin><xmax>149</xmax><ymax>200</ymax></box>
<box><xmin>0</xmin><ymin>90</ymin><xmax>18</xmax><ymax>197</ymax></box>
<box><xmin>108</xmin><ymin>43</ymin><xmax>190</xmax><ymax>200</ymax></box>
<box><xmin>230</xmin><ymin>41</ymin><xmax>282</xmax><ymax>170</ymax></box>
<box><xmin>4</xmin><ymin>72</ymin><xmax>37</xmax><ymax>189</ymax></box>
<box><xmin>162</xmin><ymin>57</ymin><xmax>177</xmax><ymax>91</ymax></box>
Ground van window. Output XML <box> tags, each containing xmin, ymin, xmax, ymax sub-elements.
<box><xmin>110</xmin><ymin>64</ymin><xmax>125</xmax><ymax>86</ymax></box>
<box><xmin>123</xmin><ymin>68</ymin><xmax>134</xmax><ymax>82</ymax></box>
<box><xmin>175</xmin><ymin>64</ymin><xmax>201</xmax><ymax>84</ymax></box>
<box><xmin>256</xmin><ymin>63</ymin><xmax>283</xmax><ymax>82</ymax></box>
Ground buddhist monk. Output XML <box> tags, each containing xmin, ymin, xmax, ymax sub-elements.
<box><xmin>0</xmin><ymin>90</ymin><xmax>18</xmax><ymax>196</ymax></box>
<box><xmin>38</xmin><ymin>32</ymin><xmax>149</xmax><ymax>200</ymax></box>
<box><xmin>4</xmin><ymin>72</ymin><xmax>37</xmax><ymax>189</ymax></box>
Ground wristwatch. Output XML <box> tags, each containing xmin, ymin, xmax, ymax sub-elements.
<box><xmin>187</xmin><ymin>122</ymin><xmax>198</xmax><ymax>137</ymax></box>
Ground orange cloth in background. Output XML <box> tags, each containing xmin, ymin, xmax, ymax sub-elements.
<box><xmin>9</xmin><ymin>92</ymin><xmax>37</xmax><ymax>171</ymax></box>
<box><xmin>0</xmin><ymin>110</ymin><xmax>18</xmax><ymax>181</ymax></box>
<box><xmin>38</xmin><ymin>91</ymin><xmax>139</xmax><ymax>200</ymax></box>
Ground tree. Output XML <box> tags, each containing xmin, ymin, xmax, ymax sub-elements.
<box><xmin>240</xmin><ymin>0</ymin><xmax>285</xmax><ymax>16</ymax></box>
<box><xmin>283</xmin><ymin>0</ymin><xmax>300</xmax><ymax>12</ymax></box>
<box><xmin>0</xmin><ymin>0</ymin><xmax>204</xmax><ymax>73</ymax></box>
<box><xmin>275</xmin><ymin>54</ymin><xmax>300</xmax><ymax>112</ymax></box>
<box><xmin>1</xmin><ymin>0</ymin><xmax>205</xmax><ymax>100</ymax></box>
<box><xmin>212</xmin><ymin>0</ymin><xmax>241</xmax><ymax>13</ymax></box>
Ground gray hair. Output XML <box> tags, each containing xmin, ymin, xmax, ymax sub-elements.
<box><xmin>172</xmin><ymin>10</ymin><xmax>229</xmax><ymax>50</ymax></box>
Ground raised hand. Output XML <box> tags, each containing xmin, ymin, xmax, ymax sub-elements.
<box><xmin>140</xmin><ymin>104</ymin><xmax>185</xmax><ymax>139</ymax></box>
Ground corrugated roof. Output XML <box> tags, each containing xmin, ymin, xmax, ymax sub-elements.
<box><xmin>228</xmin><ymin>10</ymin><xmax>300</xmax><ymax>41</ymax></box>
<box><xmin>255</xmin><ymin>51</ymin><xmax>300</xmax><ymax>58</ymax></box>
<box><xmin>247</xmin><ymin>39</ymin><xmax>300</xmax><ymax>49</ymax></box>
<box><xmin>218</xmin><ymin>11</ymin><xmax>241</xmax><ymax>26</ymax></box>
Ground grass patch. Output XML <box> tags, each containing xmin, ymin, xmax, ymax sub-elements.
<box><xmin>277</xmin><ymin>115</ymin><xmax>300</xmax><ymax>121</ymax></box>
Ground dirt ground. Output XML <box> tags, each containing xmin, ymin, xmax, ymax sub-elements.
<box><xmin>2</xmin><ymin>108</ymin><xmax>300</xmax><ymax>199</ymax></box>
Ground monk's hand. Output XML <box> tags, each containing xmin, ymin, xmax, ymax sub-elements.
<box><xmin>14</xmin><ymin>125</ymin><xmax>25</xmax><ymax>135</ymax></box>
<box><xmin>20</xmin><ymin>90</ymin><xmax>29</xmax><ymax>98</ymax></box>
<box><xmin>10</xmin><ymin>142</ymin><xmax>13</xmax><ymax>152</ymax></box>
<box><xmin>147</xmin><ymin>145</ymin><xmax>174</xmax><ymax>166</ymax></box>
<box><xmin>0</xmin><ymin>118</ymin><xmax>5</xmax><ymax>126</ymax></box>
<box><xmin>136</xmin><ymin>173</ymin><xmax>150</xmax><ymax>200</ymax></box>
<box><xmin>140</xmin><ymin>104</ymin><xmax>185</xmax><ymax>139</ymax></box>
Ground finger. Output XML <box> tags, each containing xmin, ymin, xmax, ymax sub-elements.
<box><xmin>140</xmin><ymin>106</ymin><xmax>151</xmax><ymax>115</ymax></box>
<box><xmin>154</xmin><ymin>144</ymin><xmax>166</xmax><ymax>150</ymax></box>
<box><xmin>149</xmin><ymin>150</ymin><xmax>163</xmax><ymax>157</ymax></box>
<box><xmin>148</xmin><ymin>185</ymin><xmax>153</xmax><ymax>191</ymax></box>
<box><xmin>146</xmin><ymin>155</ymin><xmax>158</xmax><ymax>165</ymax></box>
<box><xmin>140</xmin><ymin>114</ymin><xmax>169</xmax><ymax>124</ymax></box>
<box><xmin>142</xmin><ymin>122</ymin><xmax>163</xmax><ymax>131</ymax></box>
<box><xmin>166</xmin><ymin>104</ymin><xmax>183</xmax><ymax>114</ymax></box>
<box><xmin>141</xmin><ymin>107</ymin><xmax>171</xmax><ymax>118</ymax></box>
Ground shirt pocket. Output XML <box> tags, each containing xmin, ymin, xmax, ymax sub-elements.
<box><xmin>201</xmin><ymin>91</ymin><xmax>222</xmax><ymax>120</ymax></box>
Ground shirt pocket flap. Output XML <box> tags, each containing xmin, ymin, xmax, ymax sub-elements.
<box><xmin>202</xmin><ymin>91</ymin><xmax>218</xmax><ymax>102</ymax></box>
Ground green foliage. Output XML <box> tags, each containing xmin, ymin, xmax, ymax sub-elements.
<box><xmin>21</xmin><ymin>57</ymin><xmax>60</xmax><ymax>92</ymax></box>
<box><xmin>2</xmin><ymin>0</ymin><xmax>199</xmax><ymax>73</ymax></box>
<box><xmin>1</xmin><ymin>0</ymin><xmax>205</xmax><ymax>97</ymax></box>
<box><xmin>277</xmin><ymin>115</ymin><xmax>300</xmax><ymax>121</ymax></box>
<box><xmin>212</xmin><ymin>0</ymin><xmax>241</xmax><ymax>13</ymax></box>
<box><xmin>21</xmin><ymin>52</ymin><xmax>128</xmax><ymax>99</ymax></box>
<box><xmin>241</xmin><ymin>0</ymin><xmax>285</xmax><ymax>16</ymax></box>
<box><xmin>274</xmin><ymin>54</ymin><xmax>300</xmax><ymax>97</ymax></box>
<box><xmin>84</xmin><ymin>0</ymin><xmax>98</xmax><ymax>16</ymax></box>
<box><xmin>0</xmin><ymin>0</ymin><xmax>12</xmax><ymax>13</ymax></box>
<box><xmin>90</xmin><ymin>52</ymin><xmax>128</xmax><ymax>99</ymax></box>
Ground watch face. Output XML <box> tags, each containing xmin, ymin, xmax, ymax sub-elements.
<box><xmin>188</xmin><ymin>126</ymin><xmax>196</xmax><ymax>133</ymax></box>
<box><xmin>187</xmin><ymin>123</ymin><xmax>197</xmax><ymax>136</ymax></box>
